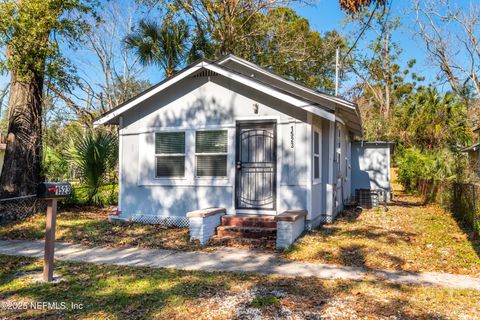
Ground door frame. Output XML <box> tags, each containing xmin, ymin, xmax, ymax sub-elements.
<box><xmin>234</xmin><ymin>120</ymin><xmax>277</xmax><ymax>212</ymax></box>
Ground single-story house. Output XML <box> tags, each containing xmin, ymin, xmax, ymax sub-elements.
<box><xmin>94</xmin><ymin>54</ymin><xmax>388</xmax><ymax>249</ymax></box>
<box><xmin>462</xmin><ymin>127</ymin><xmax>480</xmax><ymax>179</ymax></box>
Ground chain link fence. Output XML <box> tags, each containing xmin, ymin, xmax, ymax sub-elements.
<box><xmin>0</xmin><ymin>195</ymin><xmax>46</xmax><ymax>225</ymax></box>
<box><xmin>417</xmin><ymin>179</ymin><xmax>480</xmax><ymax>236</ymax></box>
<box><xmin>452</xmin><ymin>183</ymin><xmax>480</xmax><ymax>236</ymax></box>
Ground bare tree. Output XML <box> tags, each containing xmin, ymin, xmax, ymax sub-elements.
<box><xmin>345</xmin><ymin>3</ymin><xmax>402</xmax><ymax>118</ymax></box>
<box><xmin>82</xmin><ymin>2</ymin><xmax>146</xmax><ymax>112</ymax></box>
<box><xmin>48</xmin><ymin>2</ymin><xmax>149</xmax><ymax>121</ymax></box>
<box><xmin>414</xmin><ymin>0</ymin><xmax>480</xmax><ymax>97</ymax></box>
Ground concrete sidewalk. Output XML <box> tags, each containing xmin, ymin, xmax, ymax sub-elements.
<box><xmin>1</xmin><ymin>239</ymin><xmax>479</xmax><ymax>290</ymax></box>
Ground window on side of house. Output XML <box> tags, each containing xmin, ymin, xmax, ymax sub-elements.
<box><xmin>195</xmin><ymin>130</ymin><xmax>228</xmax><ymax>177</ymax></box>
<box><xmin>313</xmin><ymin>130</ymin><xmax>320</xmax><ymax>180</ymax></box>
<box><xmin>155</xmin><ymin>132</ymin><xmax>185</xmax><ymax>177</ymax></box>
<box><xmin>336</xmin><ymin>125</ymin><xmax>341</xmax><ymax>165</ymax></box>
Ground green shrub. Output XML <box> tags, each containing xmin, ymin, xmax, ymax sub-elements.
<box><xmin>63</xmin><ymin>184</ymin><xmax>118</xmax><ymax>207</ymax></box>
<box><xmin>396</xmin><ymin>147</ymin><xmax>457</xmax><ymax>192</ymax></box>
<box><xmin>42</xmin><ymin>146</ymin><xmax>69</xmax><ymax>181</ymax></box>
<box><xmin>68</xmin><ymin>129</ymin><xmax>118</xmax><ymax>205</ymax></box>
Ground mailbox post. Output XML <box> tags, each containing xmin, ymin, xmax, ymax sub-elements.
<box><xmin>37</xmin><ymin>182</ymin><xmax>71</xmax><ymax>282</ymax></box>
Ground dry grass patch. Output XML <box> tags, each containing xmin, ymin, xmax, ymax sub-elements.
<box><xmin>284</xmin><ymin>192</ymin><xmax>480</xmax><ymax>276</ymax></box>
<box><xmin>0</xmin><ymin>207</ymin><xmax>201</xmax><ymax>251</ymax></box>
<box><xmin>1</xmin><ymin>255</ymin><xmax>479</xmax><ymax>319</ymax></box>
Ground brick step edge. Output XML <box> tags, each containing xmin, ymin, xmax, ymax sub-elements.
<box><xmin>210</xmin><ymin>236</ymin><xmax>276</xmax><ymax>249</ymax></box>
<box><xmin>216</xmin><ymin>226</ymin><xmax>276</xmax><ymax>239</ymax></box>
<box><xmin>221</xmin><ymin>216</ymin><xmax>277</xmax><ymax>228</ymax></box>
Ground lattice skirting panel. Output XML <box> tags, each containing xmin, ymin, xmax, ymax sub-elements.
<box><xmin>130</xmin><ymin>214</ymin><xmax>189</xmax><ymax>228</ymax></box>
<box><xmin>316</xmin><ymin>214</ymin><xmax>334</xmax><ymax>224</ymax></box>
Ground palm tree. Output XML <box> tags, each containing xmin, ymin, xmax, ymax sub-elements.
<box><xmin>68</xmin><ymin>129</ymin><xmax>118</xmax><ymax>205</ymax></box>
<box><xmin>126</xmin><ymin>19</ymin><xmax>189</xmax><ymax>78</ymax></box>
<box><xmin>338</xmin><ymin>0</ymin><xmax>386</xmax><ymax>14</ymax></box>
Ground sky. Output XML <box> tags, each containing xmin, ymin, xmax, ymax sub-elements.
<box><xmin>294</xmin><ymin>0</ymin><xmax>440</xmax><ymax>89</ymax></box>
<box><xmin>0</xmin><ymin>0</ymin><xmax>475</xmax><ymax>108</ymax></box>
<box><xmin>135</xmin><ymin>0</ymin><xmax>440</xmax><ymax>90</ymax></box>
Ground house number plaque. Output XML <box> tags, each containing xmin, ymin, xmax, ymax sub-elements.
<box><xmin>290</xmin><ymin>125</ymin><xmax>295</xmax><ymax>149</ymax></box>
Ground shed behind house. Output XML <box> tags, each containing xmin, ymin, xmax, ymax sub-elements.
<box><xmin>351</xmin><ymin>141</ymin><xmax>393</xmax><ymax>202</ymax></box>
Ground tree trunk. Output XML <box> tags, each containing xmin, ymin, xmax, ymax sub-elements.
<box><xmin>0</xmin><ymin>70</ymin><xmax>43</xmax><ymax>197</ymax></box>
<box><xmin>383</xmin><ymin>31</ymin><xmax>391</xmax><ymax>119</ymax></box>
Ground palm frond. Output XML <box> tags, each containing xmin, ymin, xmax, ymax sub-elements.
<box><xmin>125</xmin><ymin>19</ymin><xmax>190</xmax><ymax>76</ymax></box>
<box><xmin>68</xmin><ymin>129</ymin><xmax>118</xmax><ymax>205</ymax></box>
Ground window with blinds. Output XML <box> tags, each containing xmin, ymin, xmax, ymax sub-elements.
<box><xmin>155</xmin><ymin>132</ymin><xmax>185</xmax><ymax>177</ymax></box>
<box><xmin>195</xmin><ymin>130</ymin><xmax>228</xmax><ymax>177</ymax></box>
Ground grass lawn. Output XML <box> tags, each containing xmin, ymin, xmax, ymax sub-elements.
<box><xmin>1</xmin><ymin>255</ymin><xmax>480</xmax><ymax>319</ymax></box>
<box><xmin>1</xmin><ymin>180</ymin><xmax>480</xmax><ymax>277</ymax></box>
<box><xmin>283</xmin><ymin>190</ymin><xmax>480</xmax><ymax>277</ymax></box>
<box><xmin>0</xmin><ymin>207</ymin><xmax>199</xmax><ymax>251</ymax></box>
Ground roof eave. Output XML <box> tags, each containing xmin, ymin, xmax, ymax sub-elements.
<box><xmin>217</xmin><ymin>55</ymin><xmax>357</xmax><ymax>111</ymax></box>
<box><xmin>93</xmin><ymin>59</ymin><xmax>211</xmax><ymax>127</ymax></box>
<box><xmin>94</xmin><ymin>54</ymin><xmax>362</xmax><ymax>130</ymax></box>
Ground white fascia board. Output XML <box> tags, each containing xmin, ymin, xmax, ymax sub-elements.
<box><xmin>218</xmin><ymin>55</ymin><xmax>356</xmax><ymax>110</ymax></box>
<box><xmin>94</xmin><ymin>59</ymin><xmax>336</xmax><ymax>127</ymax></box>
<box><xmin>302</xmin><ymin>106</ymin><xmax>335</xmax><ymax>122</ymax></box>
<box><xmin>205</xmin><ymin>64</ymin><xmax>335</xmax><ymax>122</ymax></box>
<box><xmin>93</xmin><ymin>63</ymin><xmax>204</xmax><ymax>127</ymax></box>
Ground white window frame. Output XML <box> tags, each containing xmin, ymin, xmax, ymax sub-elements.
<box><xmin>194</xmin><ymin>129</ymin><xmax>228</xmax><ymax>178</ymax></box>
<box><xmin>154</xmin><ymin>131</ymin><xmax>186</xmax><ymax>178</ymax></box>
<box><xmin>313</xmin><ymin>129</ymin><xmax>321</xmax><ymax>182</ymax></box>
<box><xmin>335</xmin><ymin>124</ymin><xmax>341</xmax><ymax>168</ymax></box>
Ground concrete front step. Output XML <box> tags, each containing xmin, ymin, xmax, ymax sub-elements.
<box><xmin>221</xmin><ymin>215</ymin><xmax>277</xmax><ymax>228</ymax></box>
<box><xmin>210</xmin><ymin>235</ymin><xmax>276</xmax><ymax>249</ymax></box>
<box><xmin>216</xmin><ymin>226</ymin><xmax>276</xmax><ymax>239</ymax></box>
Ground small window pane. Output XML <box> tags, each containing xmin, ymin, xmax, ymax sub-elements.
<box><xmin>196</xmin><ymin>130</ymin><xmax>227</xmax><ymax>153</ymax></box>
<box><xmin>156</xmin><ymin>156</ymin><xmax>185</xmax><ymax>177</ymax></box>
<box><xmin>314</xmin><ymin>155</ymin><xmax>320</xmax><ymax>179</ymax></box>
<box><xmin>197</xmin><ymin>155</ymin><xmax>227</xmax><ymax>177</ymax></box>
<box><xmin>155</xmin><ymin>132</ymin><xmax>185</xmax><ymax>154</ymax></box>
<box><xmin>314</xmin><ymin>131</ymin><xmax>319</xmax><ymax>154</ymax></box>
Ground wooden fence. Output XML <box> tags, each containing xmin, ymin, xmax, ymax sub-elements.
<box><xmin>417</xmin><ymin>179</ymin><xmax>480</xmax><ymax>236</ymax></box>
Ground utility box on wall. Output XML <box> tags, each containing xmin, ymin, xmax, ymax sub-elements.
<box><xmin>351</xmin><ymin>141</ymin><xmax>394</xmax><ymax>201</ymax></box>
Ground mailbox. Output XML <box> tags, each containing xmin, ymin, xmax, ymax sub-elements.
<box><xmin>37</xmin><ymin>182</ymin><xmax>72</xmax><ymax>199</ymax></box>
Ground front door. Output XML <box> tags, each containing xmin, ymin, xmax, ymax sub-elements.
<box><xmin>235</xmin><ymin>122</ymin><xmax>276</xmax><ymax>210</ymax></box>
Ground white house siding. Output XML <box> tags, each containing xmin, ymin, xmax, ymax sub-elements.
<box><xmin>309</xmin><ymin>116</ymin><xmax>325</xmax><ymax>228</ymax></box>
<box><xmin>332</xmin><ymin>121</ymin><xmax>351</xmax><ymax>216</ymax></box>
<box><xmin>308</xmin><ymin>115</ymin><xmax>351</xmax><ymax>227</ymax></box>
<box><xmin>118</xmin><ymin>75</ymin><xmax>312</xmax><ymax>220</ymax></box>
